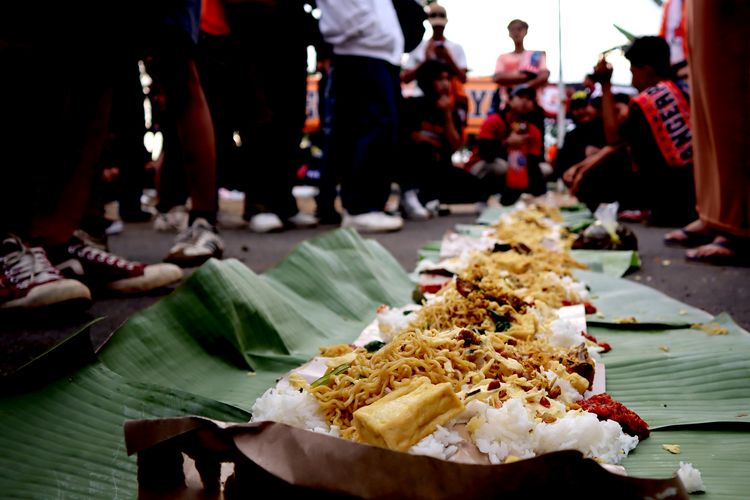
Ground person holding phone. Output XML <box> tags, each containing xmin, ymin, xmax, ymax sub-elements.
<box><xmin>401</xmin><ymin>3</ymin><xmax>468</xmax><ymax>101</ymax></box>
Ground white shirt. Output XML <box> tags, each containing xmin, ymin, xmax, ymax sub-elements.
<box><xmin>403</xmin><ymin>38</ymin><xmax>467</xmax><ymax>97</ymax></box>
<box><xmin>317</xmin><ymin>0</ymin><xmax>404</xmax><ymax>66</ymax></box>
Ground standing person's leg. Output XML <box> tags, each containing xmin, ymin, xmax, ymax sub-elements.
<box><xmin>176</xmin><ymin>59</ymin><xmax>218</xmax><ymax>224</ymax></box>
<box><xmin>315</xmin><ymin>66</ymin><xmax>342</xmax><ymax>225</ymax></box>
<box><xmin>28</xmin><ymin>75</ymin><xmax>113</xmax><ymax>247</ymax></box>
<box><xmin>244</xmin><ymin>66</ymin><xmax>309</xmax><ymax>232</ymax></box>
<box><xmin>336</xmin><ymin>56</ymin><xmax>402</xmax><ymax>232</ymax></box>
<box><xmin>196</xmin><ymin>32</ymin><xmax>236</xmax><ymax>193</ymax></box>
<box><xmin>0</xmin><ymin>42</ymin><xmax>93</xmax><ymax>310</ymax></box>
<box><xmin>151</xmin><ymin>22</ymin><xmax>225</xmax><ymax>266</ymax></box>
<box><xmin>684</xmin><ymin>0</ymin><xmax>750</xmax><ymax>261</ymax></box>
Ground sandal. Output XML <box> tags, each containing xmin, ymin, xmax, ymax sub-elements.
<box><xmin>685</xmin><ymin>237</ymin><xmax>748</xmax><ymax>266</ymax></box>
<box><xmin>664</xmin><ymin>227</ymin><xmax>714</xmax><ymax>247</ymax></box>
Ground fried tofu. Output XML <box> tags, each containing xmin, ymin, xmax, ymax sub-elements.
<box><xmin>353</xmin><ymin>377</ymin><xmax>464</xmax><ymax>452</ymax></box>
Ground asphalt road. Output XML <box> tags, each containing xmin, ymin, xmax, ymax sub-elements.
<box><xmin>1</xmin><ymin>208</ymin><xmax>748</xmax><ymax>376</ymax></box>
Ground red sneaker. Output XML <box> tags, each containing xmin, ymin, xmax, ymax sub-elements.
<box><xmin>49</xmin><ymin>230</ymin><xmax>183</xmax><ymax>294</ymax></box>
<box><xmin>0</xmin><ymin>235</ymin><xmax>91</xmax><ymax>310</ymax></box>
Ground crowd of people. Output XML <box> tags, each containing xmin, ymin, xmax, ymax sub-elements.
<box><xmin>1</xmin><ymin>0</ymin><xmax>747</xmax><ymax>313</ymax></box>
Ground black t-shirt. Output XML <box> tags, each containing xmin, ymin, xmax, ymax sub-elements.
<box><xmin>400</xmin><ymin>96</ymin><xmax>464</xmax><ymax>163</ymax></box>
<box><xmin>621</xmin><ymin>89</ymin><xmax>696</xmax><ymax>226</ymax></box>
<box><xmin>555</xmin><ymin>118</ymin><xmax>607</xmax><ymax>178</ymax></box>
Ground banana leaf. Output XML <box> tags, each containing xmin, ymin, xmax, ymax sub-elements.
<box><xmin>417</xmin><ymin>240</ymin><xmax>442</xmax><ymax>262</ymax></box>
<box><xmin>0</xmin><ymin>354</ymin><xmax>249</xmax><ymax>498</ymax></box>
<box><xmin>99</xmin><ymin>229</ymin><xmax>413</xmax><ymax>410</ymax></box>
<box><xmin>570</xmin><ymin>249</ymin><xmax>641</xmax><ymax>276</ymax></box>
<box><xmin>623</xmin><ymin>429</ymin><xmax>750</xmax><ymax>497</ymax></box>
<box><xmin>454</xmin><ymin>223</ymin><xmax>492</xmax><ymax>237</ymax></box>
<box><xmin>590</xmin><ymin>314</ymin><xmax>750</xmax><ymax>428</ymax></box>
<box><xmin>576</xmin><ymin>269</ymin><xmax>713</xmax><ymax>326</ymax></box>
<box><xmin>476</xmin><ymin>206</ymin><xmax>514</xmax><ymax>225</ymax></box>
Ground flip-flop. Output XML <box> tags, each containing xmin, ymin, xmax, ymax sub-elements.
<box><xmin>685</xmin><ymin>238</ymin><xmax>748</xmax><ymax>266</ymax></box>
<box><xmin>664</xmin><ymin>228</ymin><xmax>714</xmax><ymax>247</ymax></box>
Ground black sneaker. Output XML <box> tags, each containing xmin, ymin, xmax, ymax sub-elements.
<box><xmin>0</xmin><ymin>235</ymin><xmax>91</xmax><ymax>310</ymax></box>
<box><xmin>48</xmin><ymin>230</ymin><xmax>183</xmax><ymax>294</ymax></box>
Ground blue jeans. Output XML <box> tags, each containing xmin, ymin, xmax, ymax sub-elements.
<box><xmin>322</xmin><ymin>55</ymin><xmax>400</xmax><ymax>216</ymax></box>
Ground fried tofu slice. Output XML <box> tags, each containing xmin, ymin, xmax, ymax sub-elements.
<box><xmin>353</xmin><ymin>377</ymin><xmax>464</xmax><ymax>451</ymax></box>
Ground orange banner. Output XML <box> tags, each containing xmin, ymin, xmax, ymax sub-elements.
<box><xmin>304</xmin><ymin>75</ymin><xmax>562</xmax><ymax>136</ymax></box>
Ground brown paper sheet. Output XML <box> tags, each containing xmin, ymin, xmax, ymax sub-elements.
<box><xmin>124</xmin><ymin>416</ymin><xmax>689</xmax><ymax>499</ymax></box>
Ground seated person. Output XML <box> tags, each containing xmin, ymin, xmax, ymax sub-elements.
<box><xmin>462</xmin><ymin>85</ymin><xmax>546</xmax><ymax>206</ymax></box>
<box><xmin>593</xmin><ymin>36</ymin><xmax>696</xmax><ymax>226</ymax></box>
<box><xmin>500</xmin><ymin>86</ymin><xmax>546</xmax><ymax>205</ymax></box>
<box><xmin>558</xmin><ymin>90</ymin><xmax>634</xmax><ymax>211</ymax></box>
<box><xmin>398</xmin><ymin>60</ymin><xmax>494</xmax><ymax>219</ymax></box>
<box><xmin>472</xmin><ymin>86</ymin><xmax>547</xmax><ymax>204</ymax></box>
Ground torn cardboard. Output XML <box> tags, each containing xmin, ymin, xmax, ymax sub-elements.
<box><xmin>124</xmin><ymin>416</ymin><xmax>689</xmax><ymax>499</ymax></box>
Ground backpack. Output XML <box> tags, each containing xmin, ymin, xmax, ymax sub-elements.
<box><xmin>392</xmin><ymin>0</ymin><xmax>427</xmax><ymax>53</ymax></box>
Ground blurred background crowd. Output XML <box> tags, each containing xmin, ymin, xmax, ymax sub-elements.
<box><xmin>0</xmin><ymin>0</ymin><xmax>747</xmax><ymax>313</ymax></box>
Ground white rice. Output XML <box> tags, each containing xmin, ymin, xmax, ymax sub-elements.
<box><xmin>543</xmin><ymin>370</ymin><xmax>583</xmax><ymax>404</ymax></box>
<box><xmin>561</xmin><ymin>275</ymin><xmax>590</xmax><ymax>301</ymax></box>
<box><xmin>468</xmin><ymin>399</ymin><xmax>536</xmax><ymax>463</ymax></box>
<box><xmin>439</xmin><ymin>232</ymin><xmax>499</xmax><ymax>259</ymax></box>
<box><xmin>250</xmin><ymin>386</ymin><xmax>339</xmax><ymax>437</ymax></box>
<box><xmin>409</xmin><ymin>425</ymin><xmax>463</xmax><ymax>460</ymax></box>
<box><xmin>548</xmin><ymin>318</ymin><xmax>587</xmax><ymax>349</ymax></box>
<box><xmin>676</xmin><ymin>462</ymin><xmax>705</xmax><ymax>493</ymax></box>
<box><xmin>465</xmin><ymin>399</ymin><xmax>639</xmax><ymax>465</ymax></box>
<box><xmin>414</xmin><ymin>258</ymin><xmax>440</xmax><ymax>275</ymax></box>
<box><xmin>377</xmin><ymin>304</ymin><xmax>421</xmax><ymax>342</ymax></box>
<box><xmin>533</xmin><ymin>411</ymin><xmax>638</xmax><ymax>464</ymax></box>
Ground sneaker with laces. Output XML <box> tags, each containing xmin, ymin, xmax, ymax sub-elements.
<box><xmin>286</xmin><ymin>212</ymin><xmax>319</xmax><ymax>229</ymax></box>
<box><xmin>165</xmin><ymin>218</ymin><xmax>224</xmax><ymax>267</ymax></box>
<box><xmin>341</xmin><ymin>211</ymin><xmax>404</xmax><ymax>233</ymax></box>
<box><xmin>49</xmin><ymin>230</ymin><xmax>183</xmax><ymax>293</ymax></box>
<box><xmin>0</xmin><ymin>235</ymin><xmax>91</xmax><ymax>310</ymax></box>
<box><xmin>153</xmin><ymin>206</ymin><xmax>189</xmax><ymax>233</ymax></box>
<box><xmin>401</xmin><ymin>189</ymin><xmax>430</xmax><ymax>220</ymax></box>
<box><xmin>248</xmin><ymin>213</ymin><xmax>284</xmax><ymax>233</ymax></box>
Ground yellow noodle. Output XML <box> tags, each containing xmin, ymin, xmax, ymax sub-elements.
<box><xmin>309</xmin><ymin>205</ymin><xmax>597</xmax><ymax>441</ymax></box>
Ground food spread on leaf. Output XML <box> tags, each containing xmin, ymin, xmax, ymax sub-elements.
<box><xmin>251</xmin><ymin>204</ymin><xmax>651</xmax><ymax>468</ymax></box>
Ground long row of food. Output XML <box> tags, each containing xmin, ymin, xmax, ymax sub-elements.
<box><xmin>249</xmin><ymin>203</ymin><xmax>703</xmax><ymax>491</ymax></box>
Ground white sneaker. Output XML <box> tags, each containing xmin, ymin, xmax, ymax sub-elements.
<box><xmin>286</xmin><ymin>212</ymin><xmax>319</xmax><ymax>228</ymax></box>
<box><xmin>104</xmin><ymin>220</ymin><xmax>124</xmax><ymax>236</ymax></box>
<box><xmin>154</xmin><ymin>206</ymin><xmax>189</xmax><ymax>233</ymax></box>
<box><xmin>341</xmin><ymin>211</ymin><xmax>404</xmax><ymax>233</ymax></box>
<box><xmin>248</xmin><ymin>213</ymin><xmax>284</xmax><ymax>233</ymax></box>
<box><xmin>165</xmin><ymin>218</ymin><xmax>224</xmax><ymax>267</ymax></box>
<box><xmin>424</xmin><ymin>199</ymin><xmax>441</xmax><ymax>218</ymax></box>
<box><xmin>401</xmin><ymin>190</ymin><xmax>430</xmax><ymax>220</ymax></box>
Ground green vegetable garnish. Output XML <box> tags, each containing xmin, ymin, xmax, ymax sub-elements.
<box><xmin>310</xmin><ymin>363</ymin><xmax>349</xmax><ymax>388</ymax></box>
<box><xmin>489</xmin><ymin>310</ymin><xmax>511</xmax><ymax>332</ymax></box>
<box><xmin>364</xmin><ymin>340</ymin><xmax>386</xmax><ymax>353</ymax></box>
